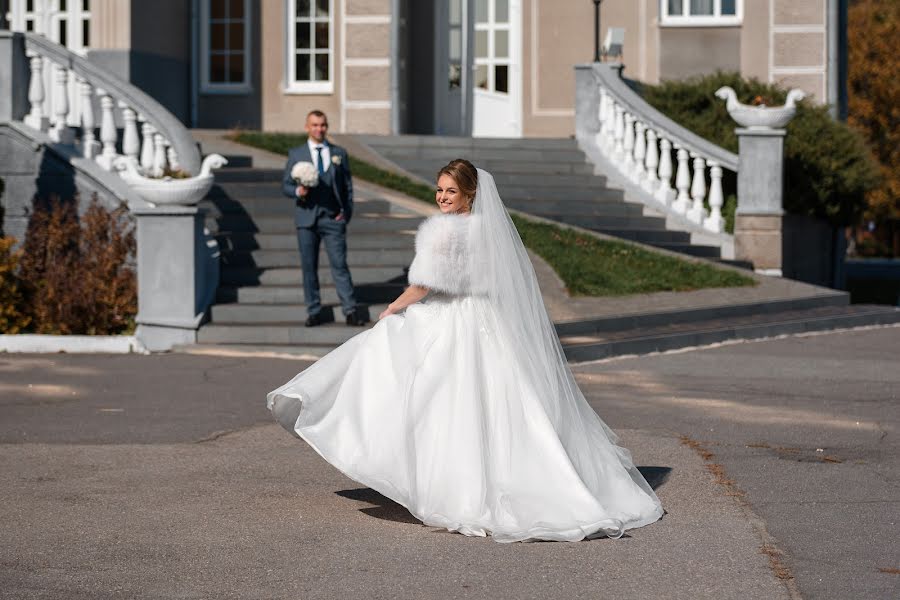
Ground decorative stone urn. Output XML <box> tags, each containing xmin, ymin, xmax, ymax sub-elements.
<box><xmin>113</xmin><ymin>154</ymin><xmax>228</xmax><ymax>206</ymax></box>
<box><xmin>714</xmin><ymin>87</ymin><xmax>806</xmax><ymax>130</ymax></box>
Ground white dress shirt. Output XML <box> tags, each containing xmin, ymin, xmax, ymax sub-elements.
<box><xmin>307</xmin><ymin>139</ymin><xmax>331</xmax><ymax>173</ymax></box>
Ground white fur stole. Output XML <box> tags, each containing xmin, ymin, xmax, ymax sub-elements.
<box><xmin>407</xmin><ymin>213</ymin><xmax>474</xmax><ymax>294</ymax></box>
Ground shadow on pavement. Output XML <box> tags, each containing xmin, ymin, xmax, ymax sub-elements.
<box><xmin>336</xmin><ymin>488</ymin><xmax>422</xmax><ymax>524</ymax></box>
<box><xmin>637</xmin><ymin>466</ymin><xmax>672</xmax><ymax>490</ymax></box>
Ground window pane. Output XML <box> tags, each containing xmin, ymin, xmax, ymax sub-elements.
<box><xmin>315</xmin><ymin>22</ymin><xmax>329</xmax><ymax>49</ymax></box>
<box><xmin>449</xmin><ymin>63</ymin><xmax>461</xmax><ymax>89</ymax></box>
<box><xmin>475</xmin><ymin>30</ymin><xmax>487</xmax><ymax>58</ymax></box>
<box><xmin>721</xmin><ymin>0</ymin><xmax>736</xmax><ymax>15</ymax></box>
<box><xmin>495</xmin><ymin>64</ymin><xmax>508</xmax><ymax>93</ymax></box>
<box><xmin>26</xmin><ymin>0</ymin><xmax>34</xmax><ymax>12</ymax></box>
<box><xmin>475</xmin><ymin>64</ymin><xmax>488</xmax><ymax>89</ymax></box>
<box><xmin>315</xmin><ymin>0</ymin><xmax>329</xmax><ymax>17</ymax></box>
<box><xmin>229</xmin><ymin>0</ymin><xmax>244</xmax><ymax>19</ymax></box>
<box><xmin>475</xmin><ymin>0</ymin><xmax>488</xmax><ymax>24</ymax></box>
<box><xmin>58</xmin><ymin>19</ymin><xmax>67</xmax><ymax>46</ymax></box>
<box><xmin>494</xmin><ymin>29</ymin><xmax>508</xmax><ymax>58</ymax></box>
<box><xmin>314</xmin><ymin>52</ymin><xmax>329</xmax><ymax>81</ymax></box>
<box><xmin>667</xmin><ymin>0</ymin><xmax>683</xmax><ymax>15</ymax></box>
<box><xmin>228</xmin><ymin>52</ymin><xmax>244</xmax><ymax>83</ymax></box>
<box><xmin>295</xmin><ymin>53</ymin><xmax>311</xmax><ymax>81</ymax></box>
<box><xmin>296</xmin><ymin>0</ymin><xmax>311</xmax><ymax>17</ymax></box>
<box><xmin>450</xmin><ymin>28</ymin><xmax>462</xmax><ymax>60</ymax></box>
<box><xmin>689</xmin><ymin>0</ymin><xmax>714</xmax><ymax>15</ymax></box>
<box><xmin>82</xmin><ymin>18</ymin><xmax>90</xmax><ymax>47</ymax></box>
<box><xmin>449</xmin><ymin>0</ymin><xmax>461</xmax><ymax>26</ymax></box>
<box><xmin>495</xmin><ymin>0</ymin><xmax>509</xmax><ymax>23</ymax></box>
<box><xmin>228</xmin><ymin>22</ymin><xmax>244</xmax><ymax>50</ymax></box>
<box><xmin>211</xmin><ymin>23</ymin><xmax>226</xmax><ymax>50</ymax></box>
<box><xmin>210</xmin><ymin>53</ymin><xmax>226</xmax><ymax>82</ymax></box>
<box><xmin>60</xmin><ymin>0</ymin><xmax>67</xmax><ymax>10</ymax></box>
<box><xmin>26</xmin><ymin>19</ymin><xmax>34</xmax><ymax>31</ymax></box>
<box><xmin>296</xmin><ymin>21</ymin><xmax>311</xmax><ymax>49</ymax></box>
<box><xmin>83</xmin><ymin>0</ymin><xmax>90</xmax><ymax>11</ymax></box>
<box><xmin>210</xmin><ymin>0</ymin><xmax>227</xmax><ymax>19</ymax></box>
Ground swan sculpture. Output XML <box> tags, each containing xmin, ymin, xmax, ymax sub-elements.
<box><xmin>715</xmin><ymin>86</ymin><xmax>805</xmax><ymax>129</ymax></box>
<box><xmin>114</xmin><ymin>154</ymin><xmax>228</xmax><ymax>206</ymax></box>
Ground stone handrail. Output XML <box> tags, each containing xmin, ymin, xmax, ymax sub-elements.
<box><xmin>22</xmin><ymin>32</ymin><xmax>201</xmax><ymax>174</ymax></box>
<box><xmin>579</xmin><ymin>62</ymin><xmax>737</xmax><ymax>235</ymax></box>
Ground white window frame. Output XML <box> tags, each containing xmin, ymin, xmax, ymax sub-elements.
<box><xmin>284</xmin><ymin>0</ymin><xmax>335</xmax><ymax>95</ymax></box>
<box><xmin>473</xmin><ymin>0</ymin><xmax>512</xmax><ymax>96</ymax></box>
<box><xmin>200</xmin><ymin>0</ymin><xmax>252</xmax><ymax>95</ymax></box>
<box><xmin>660</xmin><ymin>0</ymin><xmax>742</xmax><ymax>27</ymax></box>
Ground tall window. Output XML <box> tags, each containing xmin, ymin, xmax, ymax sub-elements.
<box><xmin>202</xmin><ymin>0</ymin><xmax>251</xmax><ymax>93</ymax></box>
<box><xmin>474</xmin><ymin>0</ymin><xmax>510</xmax><ymax>94</ymax></box>
<box><xmin>661</xmin><ymin>0</ymin><xmax>741</xmax><ymax>26</ymax></box>
<box><xmin>287</xmin><ymin>0</ymin><xmax>333</xmax><ymax>94</ymax></box>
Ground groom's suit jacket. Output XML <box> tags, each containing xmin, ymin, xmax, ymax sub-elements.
<box><xmin>281</xmin><ymin>142</ymin><xmax>354</xmax><ymax>227</ymax></box>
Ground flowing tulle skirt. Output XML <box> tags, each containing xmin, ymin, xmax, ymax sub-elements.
<box><xmin>267</xmin><ymin>294</ymin><xmax>663</xmax><ymax>542</ymax></box>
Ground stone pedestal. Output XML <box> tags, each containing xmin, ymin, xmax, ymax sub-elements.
<box><xmin>133</xmin><ymin>205</ymin><xmax>217</xmax><ymax>351</ymax></box>
<box><xmin>735</xmin><ymin>128</ymin><xmax>787</xmax><ymax>275</ymax></box>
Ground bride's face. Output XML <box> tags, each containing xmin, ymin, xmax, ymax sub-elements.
<box><xmin>436</xmin><ymin>174</ymin><xmax>471</xmax><ymax>214</ymax></box>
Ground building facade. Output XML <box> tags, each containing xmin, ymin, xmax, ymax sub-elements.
<box><xmin>1</xmin><ymin>0</ymin><xmax>846</xmax><ymax>137</ymax></box>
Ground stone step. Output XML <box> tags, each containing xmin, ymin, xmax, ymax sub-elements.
<box><xmin>527</xmin><ymin>212</ymin><xmax>668</xmax><ymax>231</ymax></box>
<box><xmin>202</xmin><ymin>194</ymin><xmax>395</xmax><ymax>216</ymax></box>
<box><xmin>393</xmin><ymin>158</ymin><xmax>595</xmax><ymax>177</ymax></box>
<box><xmin>375</xmin><ymin>146</ymin><xmax>588</xmax><ymax>164</ymax></box>
<box><xmin>561</xmin><ymin>304</ymin><xmax>900</xmax><ymax>363</ymax></box>
<box><xmin>216</xmin><ymin>282</ymin><xmax>404</xmax><ymax>305</ymax></box>
<box><xmin>358</xmin><ymin>134</ymin><xmax>579</xmax><ymax>150</ymax></box>
<box><xmin>592</xmin><ymin>228</ymin><xmax>693</xmax><ymax>244</ymax></box>
<box><xmin>506</xmin><ymin>200</ymin><xmax>644</xmax><ymax>217</ymax></box>
<box><xmin>221</xmin><ymin>266</ymin><xmax>406</xmax><ymax>286</ymax></box>
<box><xmin>494</xmin><ymin>185</ymin><xmax>626</xmax><ymax>202</ymax></box>
<box><xmin>220</xmin><ymin>248</ymin><xmax>414</xmax><ymax>268</ymax></box>
<box><xmin>650</xmin><ymin>242</ymin><xmax>722</xmax><ymax>259</ymax></box>
<box><xmin>213</xmin><ymin>168</ymin><xmax>284</xmax><ymax>183</ymax></box>
<box><xmin>487</xmin><ymin>172</ymin><xmax>609</xmax><ymax>187</ymax></box>
<box><xmin>197</xmin><ymin>311</ymin><xmax>389</xmax><ymax>344</ymax></box>
<box><xmin>215</xmin><ymin>231</ymin><xmax>415</xmax><ymax>251</ymax></box>
<box><xmin>210</xmin><ymin>302</ymin><xmax>391</xmax><ymax>324</ymax></box>
<box><xmin>208</xmin><ymin>214</ymin><xmax>423</xmax><ymax>234</ymax></box>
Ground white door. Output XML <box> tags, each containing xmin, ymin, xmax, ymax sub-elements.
<box><xmin>472</xmin><ymin>0</ymin><xmax>521</xmax><ymax>137</ymax></box>
<box><xmin>8</xmin><ymin>0</ymin><xmax>92</xmax><ymax>126</ymax></box>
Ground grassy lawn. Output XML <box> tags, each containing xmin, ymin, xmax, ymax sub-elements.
<box><xmin>228</xmin><ymin>130</ymin><xmax>756</xmax><ymax>296</ymax></box>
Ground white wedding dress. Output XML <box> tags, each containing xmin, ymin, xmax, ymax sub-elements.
<box><xmin>267</xmin><ymin>170</ymin><xmax>663</xmax><ymax>542</ymax></box>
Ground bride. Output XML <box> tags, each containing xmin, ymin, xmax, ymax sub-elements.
<box><xmin>267</xmin><ymin>159</ymin><xmax>663</xmax><ymax>542</ymax></box>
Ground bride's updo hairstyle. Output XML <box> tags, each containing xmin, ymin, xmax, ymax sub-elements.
<box><xmin>437</xmin><ymin>159</ymin><xmax>478</xmax><ymax>210</ymax></box>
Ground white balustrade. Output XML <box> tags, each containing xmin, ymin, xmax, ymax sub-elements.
<box><xmin>121</xmin><ymin>104</ymin><xmax>141</xmax><ymax>162</ymax></box>
<box><xmin>49</xmin><ymin>64</ymin><xmax>74</xmax><ymax>144</ymax></box>
<box><xmin>687</xmin><ymin>154</ymin><xmax>708</xmax><ymax>224</ymax></box>
<box><xmin>96</xmin><ymin>88</ymin><xmax>118</xmax><ymax>171</ymax></box>
<box><xmin>704</xmin><ymin>162</ymin><xmax>725</xmax><ymax>233</ymax></box>
<box><xmin>167</xmin><ymin>146</ymin><xmax>182</xmax><ymax>173</ymax></box>
<box><xmin>655</xmin><ymin>137</ymin><xmax>674</xmax><ymax>205</ymax></box>
<box><xmin>152</xmin><ymin>133</ymin><xmax>168</xmax><ymax>177</ymax></box>
<box><xmin>612</xmin><ymin>104</ymin><xmax>625</xmax><ymax>162</ymax></box>
<box><xmin>78</xmin><ymin>77</ymin><xmax>99</xmax><ymax>159</ymax></box>
<box><xmin>139</xmin><ymin>117</ymin><xmax>155</xmax><ymax>173</ymax></box>
<box><xmin>622</xmin><ymin>113</ymin><xmax>635</xmax><ymax>177</ymax></box>
<box><xmin>596</xmin><ymin>86</ymin><xmax>609</xmax><ymax>148</ymax></box>
<box><xmin>643</xmin><ymin>128</ymin><xmax>659</xmax><ymax>194</ymax></box>
<box><xmin>25</xmin><ymin>55</ymin><xmax>48</xmax><ymax>131</ymax></box>
<box><xmin>632</xmin><ymin>121</ymin><xmax>646</xmax><ymax>185</ymax></box>
<box><xmin>671</xmin><ymin>146</ymin><xmax>691</xmax><ymax>214</ymax></box>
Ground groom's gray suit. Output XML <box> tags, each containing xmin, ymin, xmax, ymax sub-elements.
<box><xmin>281</xmin><ymin>140</ymin><xmax>357</xmax><ymax>318</ymax></box>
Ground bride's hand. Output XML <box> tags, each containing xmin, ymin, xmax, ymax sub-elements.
<box><xmin>378</xmin><ymin>306</ymin><xmax>395</xmax><ymax>320</ymax></box>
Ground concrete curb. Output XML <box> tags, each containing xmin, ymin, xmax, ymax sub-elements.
<box><xmin>0</xmin><ymin>335</ymin><xmax>148</xmax><ymax>354</ymax></box>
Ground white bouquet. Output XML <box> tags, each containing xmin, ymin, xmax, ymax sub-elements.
<box><xmin>291</xmin><ymin>161</ymin><xmax>319</xmax><ymax>187</ymax></box>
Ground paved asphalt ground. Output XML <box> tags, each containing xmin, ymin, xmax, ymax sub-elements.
<box><xmin>0</xmin><ymin>326</ymin><xmax>897</xmax><ymax>599</ymax></box>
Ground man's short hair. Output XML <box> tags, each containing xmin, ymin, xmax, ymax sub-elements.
<box><xmin>307</xmin><ymin>110</ymin><xmax>328</xmax><ymax>122</ymax></box>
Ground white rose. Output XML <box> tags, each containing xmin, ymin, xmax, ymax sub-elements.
<box><xmin>331</xmin><ymin>154</ymin><xmax>342</xmax><ymax>166</ymax></box>
<box><xmin>291</xmin><ymin>161</ymin><xmax>319</xmax><ymax>187</ymax></box>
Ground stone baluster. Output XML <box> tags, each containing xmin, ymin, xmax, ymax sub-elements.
<box><xmin>596</xmin><ymin>86</ymin><xmax>608</xmax><ymax>148</ymax></box>
<box><xmin>687</xmin><ymin>154</ymin><xmax>708</xmax><ymax>224</ymax></box>
<box><xmin>50</xmin><ymin>64</ymin><xmax>73</xmax><ymax>144</ymax></box>
<box><xmin>96</xmin><ymin>88</ymin><xmax>118</xmax><ymax>170</ymax></box>
<box><xmin>25</xmin><ymin>55</ymin><xmax>49</xmax><ymax>131</ymax></box>
<box><xmin>632</xmin><ymin>121</ymin><xmax>647</xmax><ymax>184</ymax></box>
<box><xmin>78</xmin><ymin>77</ymin><xmax>100</xmax><ymax>159</ymax></box>
<box><xmin>612</xmin><ymin>104</ymin><xmax>625</xmax><ymax>162</ymax></box>
<box><xmin>139</xmin><ymin>116</ymin><xmax>156</xmax><ymax>173</ymax></box>
<box><xmin>671</xmin><ymin>146</ymin><xmax>691</xmax><ymax>214</ymax></box>
<box><xmin>643</xmin><ymin>128</ymin><xmax>659</xmax><ymax>194</ymax></box>
<box><xmin>704</xmin><ymin>162</ymin><xmax>725</xmax><ymax>232</ymax></box>
<box><xmin>167</xmin><ymin>146</ymin><xmax>182</xmax><ymax>173</ymax></box>
<box><xmin>151</xmin><ymin>133</ymin><xmax>168</xmax><ymax>177</ymax></box>
<box><xmin>655</xmin><ymin>137</ymin><xmax>674</xmax><ymax>205</ymax></box>
<box><xmin>603</xmin><ymin>99</ymin><xmax>616</xmax><ymax>152</ymax></box>
<box><xmin>622</xmin><ymin>113</ymin><xmax>635</xmax><ymax>177</ymax></box>
<box><xmin>120</xmin><ymin>103</ymin><xmax>140</xmax><ymax>162</ymax></box>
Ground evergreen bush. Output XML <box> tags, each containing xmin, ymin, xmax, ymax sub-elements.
<box><xmin>640</xmin><ymin>72</ymin><xmax>880</xmax><ymax>227</ymax></box>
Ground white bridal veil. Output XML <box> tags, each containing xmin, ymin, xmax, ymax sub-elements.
<box><xmin>468</xmin><ymin>168</ymin><xmax>660</xmax><ymax>529</ymax></box>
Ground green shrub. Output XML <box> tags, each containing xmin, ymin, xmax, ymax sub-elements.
<box><xmin>640</xmin><ymin>72</ymin><xmax>881</xmax><ymax>227</ymax></box>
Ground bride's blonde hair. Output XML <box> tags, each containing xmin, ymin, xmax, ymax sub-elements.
<box><xmin>437</xmin><ymin>159</ymin><xmax>478</xmax><ymax>210</ymax></box>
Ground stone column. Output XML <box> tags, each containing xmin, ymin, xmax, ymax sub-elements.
<box><xmin>734</xmin><ymin>128</ymin><xmax>787</xmax><ymax>276</ymax></box>
<box><xmin>132</xmin><ymin>205</ymin><xmax>216</xmax><ymax>351</ymax></box>
<box><xmin>0</xmin><ymin>32</ymin><xmax>30</xmax><ymax>122</ymax></box>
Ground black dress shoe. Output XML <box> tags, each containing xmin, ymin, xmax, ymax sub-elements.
<box><xmin>346</xmin><ymin>310</ymin><xmax>367</xmax><ymax>327</ymax></box>
<box><xmin>305</xmin><ymin>313</ymin><xmax>325</xmax><ymax>327</ymax></box>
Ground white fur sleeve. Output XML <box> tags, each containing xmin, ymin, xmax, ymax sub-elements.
<box><xmin>407</xmin><ymin>214</ymin><xmax>471</xmax><ymax>294</ymax></box>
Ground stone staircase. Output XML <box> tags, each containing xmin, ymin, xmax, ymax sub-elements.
<box><xmin>193</xmin><ymin>165</ymin><xmax>422</xmax><ymax>356</ymax></box>
<box><xmin>356</xmin><ymin>135</ymin><xmax>724</xmax><ymax>259</ymax></box>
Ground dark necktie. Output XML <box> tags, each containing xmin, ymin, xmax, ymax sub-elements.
<box><xmin>315</xmin><ymin>146</ymin><xmax>326</xmax><ymax>177</ymax></box>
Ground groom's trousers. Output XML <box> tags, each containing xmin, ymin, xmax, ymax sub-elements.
<box><xmin>297</xmin><ymin>215</ymin><xmax>357</xmax><ymax>318</ymax></box>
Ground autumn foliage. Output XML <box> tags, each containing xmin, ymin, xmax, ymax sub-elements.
<box><xmin>848</xmin><ymin>0</ymin><xmax>900</xmax><ymax>254</ymax></box>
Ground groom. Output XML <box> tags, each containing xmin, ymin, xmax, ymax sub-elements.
<box><xmin>281</xmin><ymin>110</ymin><xmax>365</xmax><ymax>327</ymax></box>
